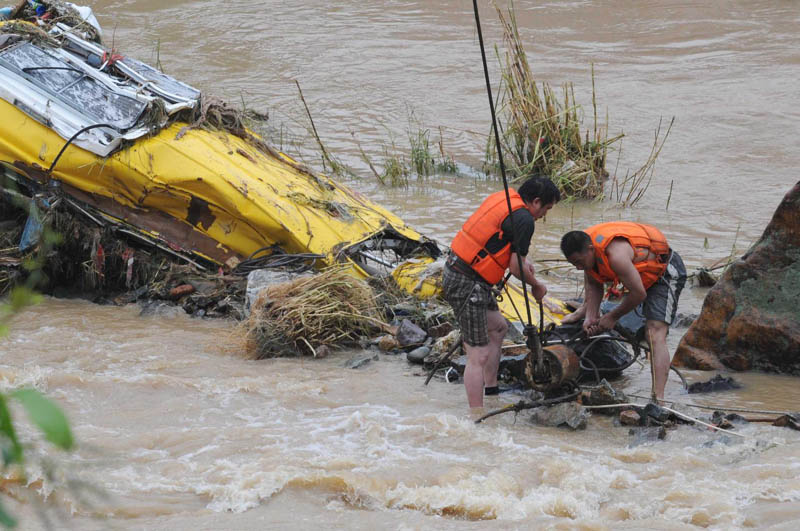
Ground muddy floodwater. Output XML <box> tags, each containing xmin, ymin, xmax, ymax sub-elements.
<box><xmin>2</xmin><ymin>0</ymin><xmax>800</xmax><ymax>528</ymax></box>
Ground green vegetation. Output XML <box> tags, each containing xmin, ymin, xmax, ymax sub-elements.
<box><xmin>489</xmin><ymin>2</ymin><xmax>672</xmax><ymax>205</ymax></box>
<box><xmin>0</xmin><ymin>199</ymin><xmax>74</xmax><ymax>528</ymax></box>
<box><xmin>361</xmin><ymin>118</ymin><xmax>459</xmax><ymax>187</ymax></box>
<box><xmin>488</xmin><ymin>4</ymin><xmax>620</xmax><ymax>199</ymax></box>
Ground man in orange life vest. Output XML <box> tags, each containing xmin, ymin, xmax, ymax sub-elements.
<box><xmin>560</xmin><ymin>223</ymin><xmax>687</xmax><ymax>401</ymax></box>
<box><xmin>443</xmin><ymin>176</ymin><xmax>561</xmax><ymax>412</ymax></box>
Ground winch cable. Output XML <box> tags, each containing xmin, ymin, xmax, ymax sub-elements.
<box><xmin>48</xmin><ymin>123</ymin><xmax>115</xmax><ymax>174</ymax></box>
<box><xmin>472</xmin><ymin>0</ymin><xmax>546</xmax><ymax>380</ymax></box>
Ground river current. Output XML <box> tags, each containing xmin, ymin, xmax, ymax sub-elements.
<box><xmin>2</xmin><ymin>1</ymin><xmax>799</xmax><ymax>528</ymax></box>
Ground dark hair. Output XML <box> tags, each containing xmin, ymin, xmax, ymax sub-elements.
<box><xmin>517</xmin><ymin>176</ymin><xmax>561</xmax><ymax>206</ymax></box>
<box><xmin>560</xmin><ymin>230</ymin><xmax>591</xmax><ymax>257</ymax></box>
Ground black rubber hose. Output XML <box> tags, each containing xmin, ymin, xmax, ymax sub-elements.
<box><xmin>48</xmin><ymin>123</ymin><xmax>115</xmax><ymax>174</ymax></box>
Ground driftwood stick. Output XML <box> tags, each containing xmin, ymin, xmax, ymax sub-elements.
<box><xmin>424</xmin><ymin>335</ymin><xmax>462</xmax><ymax>386</ymax></box>
<box><xmin>474</xmin><ymin>389</ymin><xmax>581</xmax><ymax>424</ymax></box>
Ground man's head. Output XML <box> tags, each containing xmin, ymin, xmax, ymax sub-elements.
<box><xmin>560</xmin><ymin>230</ymin><xmax>595</xmax><ymax>270</ymax></box>
<box><xmin>518</xmin><ymin>176</ymin><xmax>560</xmax><ymax>220</ymax></box>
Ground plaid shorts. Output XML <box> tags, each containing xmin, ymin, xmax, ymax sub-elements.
<box><xmin>442</xmin><ymin>262</ymin><xmax>498</xmax><ymax>347</ymax></box>
<box><xmin>641</xmin><ymin>250</ymin><xmax>687</xmax><ymax>325</ymax></box>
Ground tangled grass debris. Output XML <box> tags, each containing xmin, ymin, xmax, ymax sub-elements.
<box><xmin>242</xmin><ymin>266</ymin><xmax>388</xmax><ymax>359</ymax></box>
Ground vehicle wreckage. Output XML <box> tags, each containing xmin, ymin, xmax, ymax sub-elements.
<box><xmin>0</xmin><ymin>2</ymin><xmax>641</xmax><ymax>392</ymax></box>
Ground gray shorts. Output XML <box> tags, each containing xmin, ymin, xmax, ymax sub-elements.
<box><xmin>641</xmin><ymin>250</ymin><xmax>687</xmax><ymax>325</ymax></box>
<box><xmin>442</xmin><ymin>263</ymin><xmax>498</xmax><ymax>347</ymax></box>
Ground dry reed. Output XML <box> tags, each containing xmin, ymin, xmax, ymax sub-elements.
<box><xmin>242</xmin><ymin>266</ymin><xmax>387</xmax><ymax>359</ymax></box>
<box><xmin>489</xmin><ymin>4</ymin><xmax>623</xmax><ymax>199</ymax></box>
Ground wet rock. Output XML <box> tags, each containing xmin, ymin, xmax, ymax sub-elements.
<box><xmin>406</xmin><ymin>345</ymin><xmax>431</xmax><ymax>364</ymax></box>
<box><xmin>709</xmin><ymin>412</ymin><xmax>735</xmax><ymax>430</ymax></box>
<box><xmin>396</xmin><ymin>319</ymin><xmax>427</xmax><ymax>347</ymax></box>
<box><xmin>530</xmin><ymin>402</ymin><xmax>588</xmax><ymax>430</ymax></box>
<box><xmin>579</xmin><ymin>380</ymin><xmax>628</xmax><ymax>414</ymax></box>
<box><xmin>619</xmin><ymin>409</ymin><xmax>642</xmax><ymax>426</ymax></box>
<box><xmin>343</xmin><ymin>353</ymin><xmax>378</xmax><ymax>369</ymax></box>
<box><xmin>428</xmin><ymin>322</ymin><xmax>454</xmax><ymax>338</ymax></box>
<box><xmin>695</xmin><ymin>269</ymin><xmax>718</xmax><ymax>287</ymax></box>
<box><xmin>114</xmin><ymin>285</ymin><xmax>149</xmax><ymax>304</ymax></box>
<box><xmin>672</xmin><ymin>312</ymin><xmax>698</xmax><ymax>328</ymax></box>
<box><xmin>674</xmin><ymin>181</ymin><xmax>800</xmax><ymax>374</ymax></box>
<box><xmin>643</xmin><ymin>403</ymin><xmax>670</xmax><ymax>424</ymax></box>
<box><xmin>377</xmin><ymin>335</ymin><xmax>400</xmax><ymax>352</ymax></box>
<box><xmin>168</xmin><ymin>283</ymin><xmax>195</xmax><ymax>299</ymax></box>
<box><xmin>628</xmin><ymin>426</ymin><xmax>667</xmax><ymax>446</ymax></box>
<box><xmin>687</xmin><ymin>374</ymin><xmax>742</xmax><ymax>394</ymax></box>
<box><xmin>139</xmin><ymin>301</ymin><xmax>186</xmax><ymax>318</ymax></box>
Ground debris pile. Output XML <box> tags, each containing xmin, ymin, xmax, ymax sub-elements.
<box><xmin>242</xmin><ymin>266</ymin><xmax>388</xmax><ymax>359</ymax></box>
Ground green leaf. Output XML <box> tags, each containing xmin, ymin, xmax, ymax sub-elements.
<box><xmin>0</xmin><ymin>499</ymin><xmax>18</xmax><ymax>528</ymax></box>
<box><xmin>0</xmin><ymin>395</ymin><xmax>22</xmax><ymax>466</ymax></box>
<box><xmin>8</xmin><ymin>287</ymin><xmax>41</xmax><ymax>312</ymax></box>
<box><xmin>11</xmin><ymin>390</ymin><xmax>73</xmax><ymax>451</ymax></box>
<box><xmin>42</xmin><ymin>229</ymin><xmax>63</xmax><ymax>246</ymax></box>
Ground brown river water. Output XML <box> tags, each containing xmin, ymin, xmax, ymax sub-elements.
<box><xmin>2</xmin><ymin>0</ymin><xmax>800</xmax><ymax>528</ymax></box>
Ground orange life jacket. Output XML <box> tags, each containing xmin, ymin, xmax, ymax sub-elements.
<box><xmin>586</xmin><ymin>222</ymin><xmax>670</xmax><ymax>290</ymax></box>
<box><xmin>451</xmin><ymin>190</ymin><xmax>527</xmax><ymax>285</ymax></box>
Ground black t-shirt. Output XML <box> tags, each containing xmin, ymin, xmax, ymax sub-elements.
<box><xmin>484</xmin><ymin>208</ymin><xmax>535</xmax><ymax>257</ymax></box>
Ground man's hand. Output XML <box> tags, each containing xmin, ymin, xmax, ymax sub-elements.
<box><xmin>530</xmin><ymin>281</ymin><xmax>547</xmax><ymax>302</ymax></box>
<box><xmin>560</xmin><ymin>312</ymin><xmax>582</xmax><ymax>324</ymax></box>
<box><xmin>587</xmin><ymin>314</ymin><xmax>617</xmax><ymax>335</ymax></box>
<box><xmin>582</xmin><ymin>317</ymin><xmax>598</xmax><ymax>336</ymax></box>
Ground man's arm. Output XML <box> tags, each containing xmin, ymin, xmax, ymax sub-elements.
<box><xmin>508</xmin><ymin>252</ymin><xmax>547</xmax><ymax>301</ymax></box>
<box><xmin>561</xmin><ymin>271</ymin><xmax>601</xmax><ymax>325</ymax></box>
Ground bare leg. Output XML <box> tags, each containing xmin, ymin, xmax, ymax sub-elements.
<box><xmin>483</xmin><ymin>310</ymin><xmax>508</xmax><ymax>388</ymax></box>
<box><xmin>646</xmin><ymin>319</ymin><xmax>670</xmax><ymax>401</ymax></box>
<box><xmin>464</xmin><ymin>343</ymin><xmax>491</xmax><ymax>408</ymax></box>
<box><xmin>464</xmin><ymin>311</ymin><xmax>508</xmax><ymax>408</ymax></box>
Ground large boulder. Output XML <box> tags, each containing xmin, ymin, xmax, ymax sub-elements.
<box><xmin>673</xmin><ymin>181</ymin><xmax>800</xmax><ymax>373</ymax></box>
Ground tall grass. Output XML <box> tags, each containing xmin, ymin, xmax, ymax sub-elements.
<box><xmin>488</xmin><ymin>4</ymin><xmax>622</xmax><ymax>199</ymax></box>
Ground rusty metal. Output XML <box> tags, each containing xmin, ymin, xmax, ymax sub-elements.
<box><xmin>524</xmin><ymin>344</ymin><xmax>581</xmax><ymax>393</ymax></box>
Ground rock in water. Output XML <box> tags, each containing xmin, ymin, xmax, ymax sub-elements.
<box><xmin>395</xmin><ymin>319</ymin><xmax>427</xmax><ymax>347</ymax></box>
<box><xmin>343</xmin><ymin>353</ymin><xmax>378</xmax><ymax>369</ymax></box>
<box><xmin>687</xmin><ymin>375</ymin><xmax>742</xmax><ymax>394</ymax></box>
<box><xmin>529</xmin><ymin>402</ymin><xmax>588</xmax><ymax>430</ymax></box>
<box><xmin>406</xmin><ymin>346</ymin><xmax>431</xmax><ymax>364</ymax></box>
<box><xmin>674</xmin><ymin>181</ymin><xmax>800</xmax><ymax>374</ymax></box>
<box><xmin>619</xmin><ymin>409</ymin><xmax>642</xmax><ymax>426</ymax></box>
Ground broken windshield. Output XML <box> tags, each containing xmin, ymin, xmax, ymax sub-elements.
<box><xmin>0</xmin><ymin>42</ymin><xmax>147</xmax><ymax>130</ymax></box>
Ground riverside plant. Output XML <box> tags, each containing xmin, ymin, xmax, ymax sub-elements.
<box><xmin>488</xmin><ymin>4</ymin><xmax>621</xmax><ymax>199</ymax></box>
<box><xmin>489</xmin><ymin>2</ymin><xmax>671</xmax><ymax>206</ymax></box>
<box><xmin>359</xmin><ymin>122</ymin><xmax>458</xmax><ymax>187</ymax></box>
<box><xmin>0</xmin><ymin>204</ymin><xmax>74</xmax><ymax>527</ymax></box>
